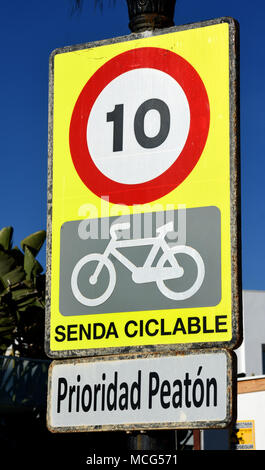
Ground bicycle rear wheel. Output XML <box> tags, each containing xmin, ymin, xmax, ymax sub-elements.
<box><xmin>71</xmin><ymin>253</ymin><xmax>116</xmax><ymax>306</ymax></box>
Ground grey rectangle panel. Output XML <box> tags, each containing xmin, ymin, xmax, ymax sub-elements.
<box><xmin>59</xmin><ymin>207</ymin><xmax>221</xmax><ymax>316</ymax></box>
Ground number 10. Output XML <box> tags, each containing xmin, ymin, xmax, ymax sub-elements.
<box><xmin>107</xmin><ymin>98</ymin><xmax>170</xmax><ymax>152</ymax></box>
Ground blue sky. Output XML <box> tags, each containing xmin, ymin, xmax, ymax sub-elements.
<box><xmin>0</xmin><ymin>0</ymin><xmax>264</xmax><ymax>290</ymax></box>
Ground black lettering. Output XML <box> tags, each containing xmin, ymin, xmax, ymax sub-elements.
<box><xmin>55</xmin><ymin>325</ymin><xmax>65</xmax><ymax>342</ymax></box>
<box><xmin>93</xmin><ymin>323</ymin><xmax>105</xmax><ymax>339</ymax></box>
<box><xmin>172</xmin><ymin>379</ymin><xmax>182</xmax><ymax>408</ymax></box>
<box><xmin>206</xmin><ymin>378</ymin><xmax>218</xmax><ymax>406</ymax></box>
<box><xmin>79</xmin><ymin>324</ymin><xmax>91</xmax><ymax>340</ymax></box>
<box><xmin>188</xmin><ymin>317</ymin><xmax>201</xmax><ymax>334</ymax></box>
<box><xmin>124</xmin><ymin>320</ymin><xmax>137</xmax><ymax>337</ymax></box>
<box><xmin>68</xmin><ymin>324</ymin><xmax>78</xmax><ymax>341</ymax></box>
<box><xmin>107</xmin><ymin>372</ymin><xmax>118</xmax><ymax>411</ymax></box>
<box><xmin>57</xmin><ymin>377</ymin><xmax>67</xmax><ymax>413</ymax></box>
<box><xmin>192</xmin><ymin>367</ymin><xmax>204</xmax><ymax>407</ymax></box>
<box><xmin>160</xmin><ymin>380</ymin><xmax>171</xmax><ymax>409</ymax></box>
<box><xmin>134</xmin><ymin>98</ymin><xmax>170</xmax><ymax>149</ymax></box>
<box><xmin>101</xmin><ymin>373</ymin><xmax>106</xmax><ymax>411</ymax></box>
<box><xmin>76</xmin><ymin>374</ymin><xmax>81</xmax><ymax>412</ymax></box>
<box><xmin>93</xmin><ymin>383</ymin><xmax>101</xmax><ymax>411</ymax></box>
<box><xmin>130</xmin><ymin>371</ymin><xmax>141</xmax><ymax>410</ymax></box>
<box><xmin>68</xmin><ymin>384</ymin><xmax>76</xmax><ymax>412</ymax></box>
<box><xmin>148</xmin><ymin>372</ymin><xmax>159</xmax><ymax>409</ymax></box>
<box><xmin>81</xmin><ymin>385</ymin><xmax>92</xmax><ymax>411</ymax></box>
<box><xmin>184</xmin><ymin>372</ymin><xmax>192</xmax><ymax>408</ymax></box>
<box><xmin>145</xmin><ymin>319</ymin><xmax>159</xmax><ymax>336</ymax></box>
<box><xmin>216</xmin><ymin>315</ymin><xmax>228</xmax><ymax>332</ymax></box>
<box><xmin>119</xmin><ymin>382</ymin><xmax>129</xmax><ymax>410</ymax></box>
<box><xmin>173</xmin><ymin>318</ymin><xmax>186</xmax><ymax>334</ymax></box>
<box><xmin>106</xmin><ymin>321</ymin><xmax>118</xmax><ymax>338</ymax></box>
<box><xmin>107</xmin><ymin>104</ymin><xmax>124</xmax><ymax>152</ymax></box>
<box><xmin>203</xmin><ymin>316</ymin><xmax>214</xmax><ymax>333</ymax></box>
<box><xmin>161</xmin><ymin>319</ymin><xmax>172</xmax><ymax>335</ymax></box>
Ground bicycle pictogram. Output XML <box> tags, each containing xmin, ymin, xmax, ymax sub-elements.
<box><xmin>71</xmin><ymin>221</ymin><xmax>205</xmax><ymax>307</ymax></box>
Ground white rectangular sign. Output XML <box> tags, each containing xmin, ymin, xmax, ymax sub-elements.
<box><xmin>47</xmin><ymin>350</ymin><xmax>235</xmax><ymax>432</ymax></box>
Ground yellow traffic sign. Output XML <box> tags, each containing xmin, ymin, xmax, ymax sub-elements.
<box><xmin>45</xmin><ymin>18</ymin><xmax>242</xmax><ymax>358</ymax></box>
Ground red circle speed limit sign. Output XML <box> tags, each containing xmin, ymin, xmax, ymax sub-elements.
<box><xmin>69</xmin><ymin>47</ymin><xmax>210</xmax><ymax>205</ymax></box>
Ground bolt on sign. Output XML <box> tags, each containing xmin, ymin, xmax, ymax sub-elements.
<box><xmin>45</xmin><ymin>17</ymin><xmax>242</xmax><ymax>358</ymax></box>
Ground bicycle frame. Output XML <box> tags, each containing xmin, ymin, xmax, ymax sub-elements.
<box><xmin>92</xmin><ymin>223</ymin><xmax>184</xmax><ymax>284</ymax></box>
<box><xmin>71</xmin><ymin>222</ymin><xmax>205</xmax><ymax>306</ymax></box>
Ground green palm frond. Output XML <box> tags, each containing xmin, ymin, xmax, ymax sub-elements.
<box><xmin>0</xmin><ymin>227</ymin><xmax>46</xmax><ymax>358</ymax></box>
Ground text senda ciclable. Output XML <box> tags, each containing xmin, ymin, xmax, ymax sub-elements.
<box><xmin>85</xmin><ymin>453</ymin><xmax>178</xmax><ymax>466</ymax></box>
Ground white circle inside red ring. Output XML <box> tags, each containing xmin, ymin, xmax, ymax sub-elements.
<box><xmin>69</xmin><ymin>47</ymin><xmax>210</xmax><ymax>206</ymax></box>
<box><xmin>86</xmin><ymin>68</ymin><xmax>190</xmax><ymax>185</ymax></box>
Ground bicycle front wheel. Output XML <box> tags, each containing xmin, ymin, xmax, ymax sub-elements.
<box><xmin>71</xmin><ymin>254</ymin><xmax>116</xmax><ymax>307</ymax></box>
<box><xmin>156</xmin><ymin>245</ymin><xmax>205</xmax><ymax>301</ymax></box>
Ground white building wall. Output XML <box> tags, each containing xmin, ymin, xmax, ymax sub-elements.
<box><xmin>235</xmin><ymin>290</ymin><xmax>265</xmax><ymax>376</ymax></box>
<box><xmin>204</xmin><ymin>290</ymin><xmax>265</xmax><ymax>450</ymax></box>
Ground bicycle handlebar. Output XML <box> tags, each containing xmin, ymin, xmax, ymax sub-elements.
<box><xmin>156</xmin><ymin>221</ymin><xmax>174</xmax><ymax>236</ymax></box>
<box><xmin>110</xmin><ymin>221</ymin><xmax>174</xmax><ymax>240</ymax></box>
